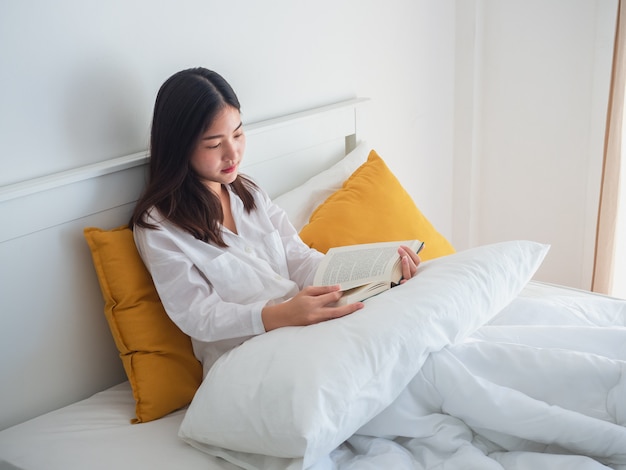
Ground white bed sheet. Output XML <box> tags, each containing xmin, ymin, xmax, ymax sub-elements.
<box><xmin>0</xmin><ymin>382</ymin><xmax>237</xmax><ymax>470</ymax></box>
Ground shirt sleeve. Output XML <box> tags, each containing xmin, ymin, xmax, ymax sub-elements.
<box><xmin>261</xmin><ymin>190</ymin><xmax>324</xmax><ymax>288</ymax></box>
<box><xmin>133</xmin><ymin>223</ymin><xmax>267</xmax><ymax>343</ymax></box>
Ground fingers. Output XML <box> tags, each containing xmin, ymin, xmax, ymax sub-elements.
<box><xmin>325</xmin><ymin>301</ymin><xmax>364</xmax><ymax>320</ymax></box>
<box><xmin>399</xmin><ymin>245</ymin><xmax>421</xmax><ymax>266</ymax></box>
<box><xmin>298</xmin><ymin>285</ymin><xmax>363</xmax><ymax>321</ymax></box>
<box><xmin>300</xmin><ymin>285</ymin><xmax>346</xmax><ymax>307</ymax></box>
<box><xmin>306</xmin><ymin>286</ymin><xmax>362</xmax><ymax>311</ymax></box>
<box><xmin>398</xmin><ymin>246</ymin><xmax>421</xmax><ymax>283</ymax></box>
<box><xmin>400</xmin><ymin>255</ymin><xmax>411</xmax><ymax>283</ymax></box>
<box><xmin>302</xmin><ymin>284</ymin><xmax>342</xmax><ymax>296</ymax></box>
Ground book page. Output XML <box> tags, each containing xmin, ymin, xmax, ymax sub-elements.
<box><xmin>317</xmin><ymin>245</ymin><xmax>399</xmax><ymax>288</ymax></box>
<box><xmin>314</xmin><ymin>240</ymin><xmax>423</xmax><ymax>304</ymax></box>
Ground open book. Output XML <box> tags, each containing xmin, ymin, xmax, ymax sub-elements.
<box><xmin>313</xmin><ymin>239</ymin><xmax>424</xmax><ymax>305</ymax></box>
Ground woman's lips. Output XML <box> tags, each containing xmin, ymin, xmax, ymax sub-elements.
<box><xmin>222</xmin><ymin>164</ymin><xmax>237</xmax><ymax>174</ymax></box>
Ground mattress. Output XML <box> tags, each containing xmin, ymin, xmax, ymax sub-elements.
<box><xmin>0</xmin><ymin>382</ymin><xmax>236</xmax><ymax>470</ymax></box>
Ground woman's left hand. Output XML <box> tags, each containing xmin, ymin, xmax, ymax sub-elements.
<box><xmin>398</xmin><ymin>245</ymin><xmax>421</xmax><ymax>284</ymax></box>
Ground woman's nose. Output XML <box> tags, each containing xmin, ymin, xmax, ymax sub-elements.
<box><xmin>222</xmin><ymin>140</ymin><xmax>237</xmax><ymax>160</ymax></box>
<box><xmin>224</xmin><ymin>137</ymin><xmax>244</xmax><ymax>159</ymax></box>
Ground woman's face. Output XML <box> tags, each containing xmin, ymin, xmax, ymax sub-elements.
<box><xmin>190</xmin><ymin>105</ymin><xmax>245</xmax><ymax>193</ymax></box>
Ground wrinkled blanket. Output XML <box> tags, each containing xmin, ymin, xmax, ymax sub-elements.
<box><xmin>324</xmin><ymin>282</ymin><xmax>626</xmax><ymax>470</ymax></box>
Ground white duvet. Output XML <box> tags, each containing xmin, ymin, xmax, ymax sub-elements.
<box><xmin>179</xmin><ymin>242</ymin><xmax>626</xmax><ymax>470</ymax></box>
<box><xmin>353</xmin><ymin>288</ymin><xmax>626</xmax><ymax>469</ymax></box>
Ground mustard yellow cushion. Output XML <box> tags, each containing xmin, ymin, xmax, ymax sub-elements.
<box><xmin>299</xmin><ymin>150</ymin><xmax>455</xmax><ymax>261</ymax></box>
<box><xmin>84</xmin><ymin>226</ymin><xmax>202</xmax><ymax>423</ymax></box>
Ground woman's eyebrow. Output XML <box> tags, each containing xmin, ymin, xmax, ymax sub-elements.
<box><xmin>202</xmin><ymin>121</ymin><xmax>243</xmax><ymax>140</ymax></box>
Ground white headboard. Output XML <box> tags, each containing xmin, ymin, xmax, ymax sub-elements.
<box><xmin>0</xmin><ymin>97</ymin><xmax>367</xmax><ymax>430</ymax></box>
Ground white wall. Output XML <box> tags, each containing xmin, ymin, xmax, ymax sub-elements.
<box><xmin>0</xmin><ymin>0</ymin><xmax>455</xmax><ymax>236</ymax></box>
<box><xmin>453</xmin><ymin>0</ymin><xmax>618</xmax><ymax>289</ymax></box>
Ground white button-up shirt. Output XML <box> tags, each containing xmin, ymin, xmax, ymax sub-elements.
<box><xmin>134</xmin><ymin>185</ymin><xmax>324</xmax><ymax>375</ymax></box>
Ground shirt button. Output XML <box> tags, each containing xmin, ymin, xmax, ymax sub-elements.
<box><xmin>245</xmin><ymin>246</ymin><xmax>253</xmax><ymax>253</ymax></box>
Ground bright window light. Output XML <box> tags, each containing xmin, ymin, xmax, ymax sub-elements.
<box><xmin>611</xmin><ymin>100</ymin><xmax>626</xmax><ymax>299</ymax></box>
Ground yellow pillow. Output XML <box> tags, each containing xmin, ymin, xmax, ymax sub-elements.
<box><xmin>299</xmin><ymin>150</ymin><xmax>455</xmax><ymax>261</ymax></box>
<box><xmin>84</xmin><ymin>226</ymin><xmax>202</xmax><ymax>423</ymax></box>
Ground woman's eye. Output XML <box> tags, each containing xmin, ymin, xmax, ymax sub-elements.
<box><xmin>206</xmin><ymin>143</ymin><xmax>220</xmax><ymax>149</ymax></box>
<box><xmin>234</xmin><ymin>133</ymin><xmax>244</xmax><ymax>139</ymax></box>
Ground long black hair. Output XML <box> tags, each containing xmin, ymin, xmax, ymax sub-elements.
<box><xmin>129</xmin><ymin>68</ymin><xmax>257</xmax><ymax>246</ymax></box>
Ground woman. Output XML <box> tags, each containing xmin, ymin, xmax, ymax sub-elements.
<box><xmin>129</xmin><ymin>67</ymin><xmax>420</xmax><ymax>375</ymax></box>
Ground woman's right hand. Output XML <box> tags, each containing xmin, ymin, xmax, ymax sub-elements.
<box><xmin>261</xmin><ymin>285</ymin><xmax>364</xmax><ymax>331</ymax></box>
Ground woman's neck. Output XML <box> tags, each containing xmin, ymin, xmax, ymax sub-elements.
<box><xmin>219</xmin><ymin>185</ymin><xmax>238</xmax><ymax>234</ymax></box>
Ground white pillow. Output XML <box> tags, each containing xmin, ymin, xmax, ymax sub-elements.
<box><xmin>179</xmin><ymin>241</ymin><xmax>550</xmax><ymax>468</ymax></box>
<box><xmin>273</xmin><ymin>141</ymin><xmax>370</xmax><ymax>231</ymax></box>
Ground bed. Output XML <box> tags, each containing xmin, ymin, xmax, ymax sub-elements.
<box><xmin>1</xmin><ymin>98</ymin><xmax>626</xmax><ymax>470</ymax></box>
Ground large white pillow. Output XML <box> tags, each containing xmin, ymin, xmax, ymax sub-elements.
<box><xmin>273</xmin><ymin>141</ymin><xmax>370</xmax><ymax>231</ymax></box>
<box><xmin>179</xmin><ymin>241</ymin><xmax>550</xmax><ymax>468</ymax></box>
